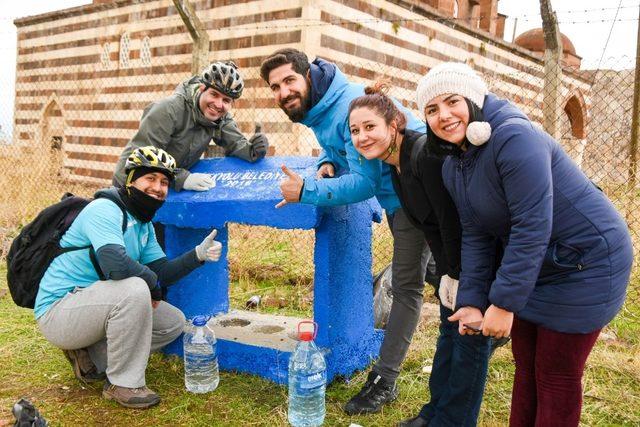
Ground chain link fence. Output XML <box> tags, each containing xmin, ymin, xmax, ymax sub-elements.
<box><xmin>0</xmin><ymin>39</ymin><xmax>638</xmax><ymax>316</ymax></box>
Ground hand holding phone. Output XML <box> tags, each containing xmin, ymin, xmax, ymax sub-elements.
<box><xmin>463</xmin><ymin>320</ymin><xmax>482</xmax><ymax>333</ymax></box>
<box><xmin>448</xmin><ymin>306</ymin><xmax>483</xmax><ymax>335</ymax></box>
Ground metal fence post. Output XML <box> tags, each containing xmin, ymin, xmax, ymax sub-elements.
<box><xmin>540</xmin><ymin>0</ymin><xmax>563</xmax><ymax>141</ymax></box>
<box><xmin>628</xmin><ymin>5</ymin><xmax>640</xmax><ymax>221</ymax></box>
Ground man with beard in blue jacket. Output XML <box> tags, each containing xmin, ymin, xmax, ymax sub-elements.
<box><xmin>260</xmin><ymin>48</ymin><xmax>433</xmax><ymax>415</ymax></box>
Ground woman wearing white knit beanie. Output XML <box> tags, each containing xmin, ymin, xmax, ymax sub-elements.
<box><xmin>416</xmin><ymin>62</ymin><xmax>492</xmax><ymax>147</ymax></box>
<box><xmin>416</xmin><ymin>62</ymin><xmax>632</xmax><ymax>427</ymax></box>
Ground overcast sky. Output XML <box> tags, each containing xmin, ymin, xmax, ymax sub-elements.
<box><xmin>0</xmin><ymin>0</ymin><xmax>638</xmax><ymax>139</ymax></box>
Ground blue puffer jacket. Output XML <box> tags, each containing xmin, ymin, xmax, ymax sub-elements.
<box><xmin>300</xmin><ymin>60</ymin><xmax>426</xmax><ymax>213</ymax></box>
<box><xmin>443</xmin><ymin>93</ymin><xmax>633</xmax><ymax>334</ymax></box>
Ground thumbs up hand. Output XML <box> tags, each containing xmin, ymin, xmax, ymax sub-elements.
<box><xmin>276</xmin><ymin>164</ymin><xmax>304</xmax><ymax>208</ymax></box>
<box><xmin>195</xmin><ymin>229</ymin><xmax>223</xmax><ymax>262</ymax></box>
<box><xmin>249</xmin><ymin>122</ymin><xmax>269</xmax><ymax>161</ymax></box>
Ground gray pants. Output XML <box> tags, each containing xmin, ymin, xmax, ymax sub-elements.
<box><xmin>374</xmin><ymin>208</ymin><xmax>430</xmax><ymax>383</ymax></box>
<box><xmin>37</xmin><ymin>277</ymin><xmax>185</xmax><ymax>388</ymax></box>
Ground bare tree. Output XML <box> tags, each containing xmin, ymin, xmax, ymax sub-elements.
<box><xmin>172</xmin><ymin>0</ymin><xmax>209</xmax><ymax>75</ymax></box>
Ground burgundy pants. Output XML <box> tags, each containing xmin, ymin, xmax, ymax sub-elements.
<box><xmin>509</xmin><ymin>316</ymin><xmax>600</xmax><ymax>427</ymax></box>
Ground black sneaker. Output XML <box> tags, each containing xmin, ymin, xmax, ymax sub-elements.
<box><xmin>344</xmin><ymin>371</ymin><xmax>398</xmax><ymax>415</ymax></box>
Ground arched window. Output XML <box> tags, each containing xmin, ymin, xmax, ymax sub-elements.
<box><xmin>141</xmin><ymin>36</ymin><xmax>152</xmax><ymax>66</ymax></box>
<box><xmin>453</xmin><ymin>0</ymin><xmax>459</xmax><ymax>18</ymax></box>
<box><xmin>41</xmin><ymin>100</ymin><xmax>68</xmax><ymax>177</ymax></box>
<box><xmin>119</xmin><ymin>32</ymin><xmax>130</xmax><ymax>69</ymax></box>
<box><xmin>100</xmin><ymin>43</ymin><xmax>111</xmax><ymax>70</ymax></box>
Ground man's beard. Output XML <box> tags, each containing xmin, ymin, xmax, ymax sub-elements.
<box><xmin>279</xmin><ymin>92</ymin><xmax>312</xmax><ymax>123</ymax></box>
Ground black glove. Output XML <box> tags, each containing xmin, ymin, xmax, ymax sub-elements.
<box><xmin>150</xmin><ymin>285</ymin><xmax>163</xmax><ymax>302</ymax></box>
<box><xmin>249</xmin><ymin>123</ymin><xmax>268</xmax><ymax>160</ymax></box>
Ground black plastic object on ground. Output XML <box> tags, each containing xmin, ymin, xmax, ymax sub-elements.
<box><xmin>373</xmin><ymin>264</ymin><xmax>393</xmax><ymax>329</ymax></box>
<box><xmin>373</xmin><ymin>257</ymin><xmax>439</xmax><ymax>329</ymax></box>
<box><xmin>12</xmin><ymin>398</ymin><xmax>48</xmax><ymax>427</ymax></box>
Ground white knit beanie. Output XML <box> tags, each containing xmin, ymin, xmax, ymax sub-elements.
<box><xmin>416</xmin><ymin>62</ymin><xmax>491</xmax><ymax>146</ymax></box>
<box><xmin>416</xmin><ymin>62</ymin><xmax>488</xmax><ymax>112</ymax></box>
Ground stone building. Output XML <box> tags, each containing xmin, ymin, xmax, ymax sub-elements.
<box><xmin>12</xmin><ymin>0</ymin><xmax>592</xmax><ymax>185</ymax></box>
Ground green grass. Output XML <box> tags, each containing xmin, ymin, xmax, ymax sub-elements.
<box><xmin>1</xmin><ymin>267</ymin><xmax>639</xmax><ymax>425</ymax></box>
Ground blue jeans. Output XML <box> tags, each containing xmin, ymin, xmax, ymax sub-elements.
<box><xmin>419</xmin><ymin>305</ymin><xmax>491</xmax><ymax>426</ymax></box>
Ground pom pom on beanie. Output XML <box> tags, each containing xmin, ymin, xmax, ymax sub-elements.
<box><xmin>466</xmin><ymin>121</ymin><xmax>492</xmax><ymax>146</ymax></box>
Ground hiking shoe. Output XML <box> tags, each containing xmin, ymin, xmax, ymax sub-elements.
<box><xmin>102</xmin><ymin>380</ymin><xmax>160</xmax><ymax>409</ymax></box>
<box><xmin>344</xmin><ymin>371</ymin><xmax>398</xmax><ymax>415</ymax></box>
<box><xmin>62</xmin><ymin>348</ymin><xmax>106</xmax><ymax>384</ymax></box>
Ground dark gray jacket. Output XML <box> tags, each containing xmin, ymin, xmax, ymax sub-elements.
<box><xmin>113</xmin><ymin>76</ymin><xmax>256</xmax><ymax>190</ymax></box>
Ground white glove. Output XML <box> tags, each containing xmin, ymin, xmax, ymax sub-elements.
<box><xmin>183</xmin><ymin>173</ymin><xmax>215</xmax><ymax>191</ymax></box>
<box><xmin>195</xmin><ymin>230</ymin><xmax>222</xmax><ymax>262</ymax></box>
<box><xmin>438</xmin><ymin>274</ymin><xmax>459</xmax><ymax>310</ymax></box>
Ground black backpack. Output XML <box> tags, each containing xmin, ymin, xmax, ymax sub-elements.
<box><xmin>6</xmin><ymin>193</ymin><xmax>127</xmax><ymax>309</ymax></box>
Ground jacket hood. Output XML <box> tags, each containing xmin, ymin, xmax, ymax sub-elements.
<box><xmin>309</xmin><ymin>58</ymin><xmax>337</xmax><ymax>107</ymax></box>
<box><xmin>482</xmin><ymin>93</ymin><xmax>529</xmax><ymax>128</ymax></box>
<box><xmin>302</xmin><ymin>66</ymin><xmax>361</xmax><ymax>127</ymax></box>
<box><xmin>175</xmin><ymin>76</ymin><xmax>200</xmax><ymax>102</ymax></box>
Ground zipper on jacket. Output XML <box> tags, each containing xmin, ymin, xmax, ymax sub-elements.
<box><xmin>458</xmin><ymin>153</ymin><xmax>483</xmax><ymax>226</ymax></box>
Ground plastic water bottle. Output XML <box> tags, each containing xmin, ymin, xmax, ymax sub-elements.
<box><xmin>288</xmin><ymin>320</ymin><xmax>326</xmax><ymax>427</ymax></box>
<box><xmin>183</xmin><ymin>315</ymin><xmax>219</xmax><ymax>393</ymax></box>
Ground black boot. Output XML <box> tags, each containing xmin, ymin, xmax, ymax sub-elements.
<box><xmin>397</xmin><ymin>415</ymin><xmax>429</xmax><ymax>427</ymax></box>
<box><xmin>344</xmin><ymin>371</ymin><xmax>398</xmax><ymax>415</ymax></box>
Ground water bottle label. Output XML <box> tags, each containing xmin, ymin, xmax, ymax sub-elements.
<box><xmin>299</xmin><ymin>371</ymin><xmax>326</xmax><ymax>390</ymax></box>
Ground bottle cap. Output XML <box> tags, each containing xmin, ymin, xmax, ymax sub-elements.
<box><xmin>192</xmin><ymin>315</ymin><xmax>208</xmax><ymax>326</ymax></box>
<box><xmin>297</xmin><ymin>320</ymin><xmax>317</xmax><ymax>341</ymax></box>
<box><xmin>299</xmin><ymin>331</ymin><xmax>313</xmax><ymax>341</ymax></box>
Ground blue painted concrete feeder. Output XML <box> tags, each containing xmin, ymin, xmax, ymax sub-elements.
<box><xmin>156</xmin><ymin>156</ymin><xmax>384</xmax><ymax>384</ymax></box>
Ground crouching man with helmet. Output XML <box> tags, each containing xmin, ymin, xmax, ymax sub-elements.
<box><xmin>35</xmin><ymin>147</ymin><xmax>223</xmax><ymax>409</ymax></box>
<box><xmin>113</xmin><ymin>60</ymin><xmax>269</xmax><ymax>192</ymax></box>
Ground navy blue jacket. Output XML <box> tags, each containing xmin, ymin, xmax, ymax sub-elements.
<box><xmin>442</xmin><ymin>94</ymin><xmax>633</xmax><ymax>334</ymax></box>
